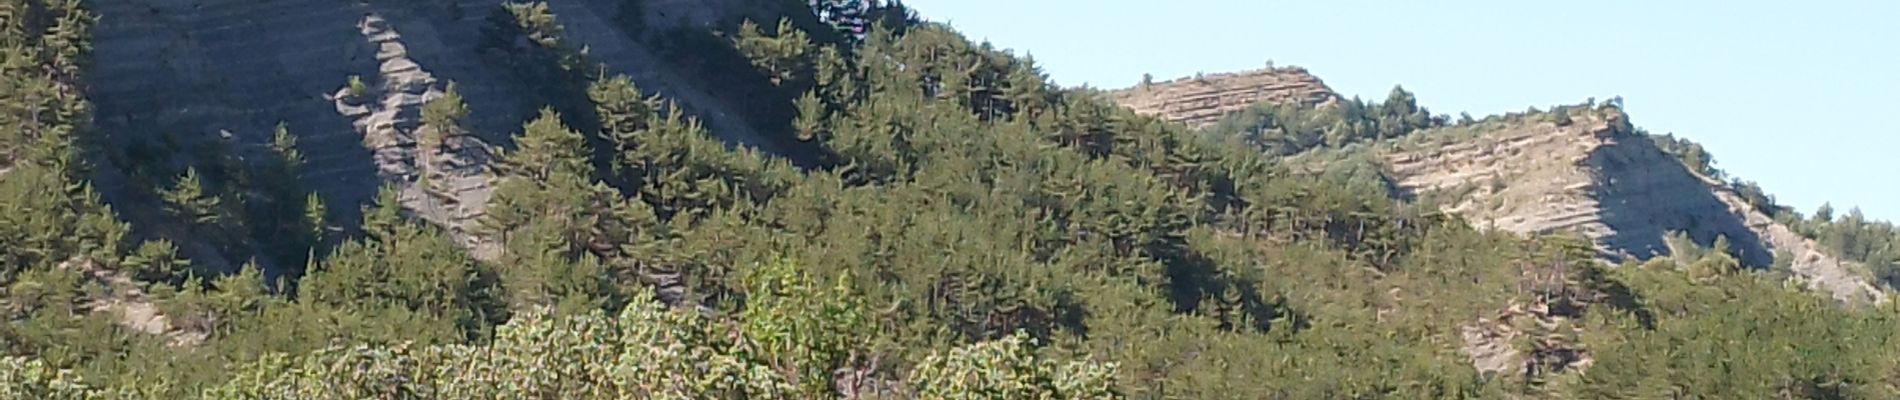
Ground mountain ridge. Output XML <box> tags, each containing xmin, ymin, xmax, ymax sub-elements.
<box><xmin>1110</xmin><ymin>66</ymin><xmax>1889</xmax><ymax>304</ymax></box>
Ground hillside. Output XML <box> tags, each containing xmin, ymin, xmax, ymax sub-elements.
<box><xmin>1382</xmin><ymin>109</ymin><xmax>1884</xmax><ymax>304</ymax></box>
<box><xmin>1114</xmin><ymin>69</ymin><xmax>1888</xmax><ymax>305</ymax></box>
<box><xmin>6</xmin><ymin>1</ymin><xmax>1900</xmax><ymax>399</ymax></box>
<box><xmin>84</xmin><ymin>0</ymin><xmax>788</xmax><ymax>270</ymax></box>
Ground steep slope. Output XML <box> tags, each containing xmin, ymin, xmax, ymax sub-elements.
<box><xmin>84</xmin><ymin>0</ymin><xmax>785</xmax><ymax>265</ymax></box>
<box><xmin>1381</xmin><ymin>110</ymin><xmax>1884</xmax><ymax>304</ymax></box>
<box><xmin>1108</xmin><ymin>66</ymin><xmax>1338</xmax><ymax>127</ymax></box>
<box><xmin>86</xmin><ymin>0</ymin><xmax>527</xmax><ymax>249</ymax></box>
<box><xmin>548</xmin><ymin>0</ymin><xmax>778</xmax><ymax>153</ymax></box>
<box><xmin>1110</xmin><ymin>66</ymin><xmax>1884</xmax><ymax>305</ymax></box>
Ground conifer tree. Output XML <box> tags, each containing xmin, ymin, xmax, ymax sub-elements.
<box><xmin>734</xmin><ymin>18</ymin><xmax>814</xmax><ymax>86</ymax></box>
<box><xmin>793</xmin><ymin>91</ymin><xmax>829</xmax><ymax>141</ymax></box>
<box><xmin>497</xmin><ymin>108</ymin><xmax>592</xmax><ymax>182</ymax></box>
<box><xmin>587</xmin><ymin>75</ymin><xmax>658</xmax><ymax>178</ymax></box>
<box><xmin>162</xmin><ymin>168</ymin><xmax>222</xmax><ymax>227</ymax></box>
<box><xmin>122</xmin><ymin>239</ymin><xmax>189</xmax><ymax>284</ymax></box>
<box><xmin>420</xmin><ymin>82</ymin><xmax>471</xmax><ymax>154</ymax></box>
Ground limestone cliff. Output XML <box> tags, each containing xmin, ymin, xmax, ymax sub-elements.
<box><xmin>1107</xmin><ymin>67</ymin><xmax>1338</xmax><ymax>127</ymax></box>
<box><xmin>1382</xmin><ymin>110</ymin><xmax>1884</xmax><ymax>304</ymax></box>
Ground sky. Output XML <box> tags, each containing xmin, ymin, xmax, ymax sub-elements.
<box><xmin>902</xmin><ymin>0</ymin><xmax>1899</xmax><ymax>222</ymax></box>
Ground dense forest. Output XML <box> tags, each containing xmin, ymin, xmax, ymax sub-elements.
<box><xmin>3</xmin><ymin>0</ymin><xmax>1900</xmax><ymax>398</ymax></box>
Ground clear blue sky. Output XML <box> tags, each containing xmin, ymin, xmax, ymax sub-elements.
<box><xmin>904</xmin><ymin>0</ymin><xmax>1899</xmax><ymax>222</ymax></box>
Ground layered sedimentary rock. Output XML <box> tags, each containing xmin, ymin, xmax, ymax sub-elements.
<box><xmin>1108</xmin><ymin>66</ymin><xmax>1881</xmax><ymax>303</ymax></box>
<box><xmin>553</xmin><ymin>0</ymin><xmax>777</xmax><ymax>152</ymax></box>
<box><xmin>1383</xmin><ymin>111</ymin><xmax>1884</xmax><ymax>304</ymax></box>
<box><xmin>332</xmin><ymin>13</ymin><xmax>499</xmax><ymax>252</ymax></box>
<box><xmin>86</xmin><ymin>0</ymin><xmax>778</xmax><ymax>264</ymax></box>
<box><xmin>87</xmin><ymin>0</ymin><xmax>531</xmax><ymax>249</ymax></box>
<box><xmin>1108</xmin><ymin>67</ymin><xmax>1338</xmax><ymax>127</ymax></box>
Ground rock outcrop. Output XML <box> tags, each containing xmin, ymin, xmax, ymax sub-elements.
<box><xmin>1108</xmin><ymin>67</ymin><xmax>1338</xmax><ymax>127</ymax></box>
<box><xmin>86</xmin><ymin>0</ymin><xmax>781</xmax><ymax>265</ymax></box>
<box><xmin>1107</xmin><ymin>66</ymin><xmax>1882</xmax><ymax>304</ymax></box>
<box><xmin>332</xmin><ymin>13</ymin><xmax>499</xmax><ymax>253</ymax></box>
<box><xmin>1384</xmin><ymin>111</ymin><xmax>1885</xmax><ymax>304</ymax></box>
<box><xmin>1460</xmin><ymin>299</ymin><xmax>1591</xmax><ymax>380</ymax></box>
<box><xmin>87</xmin><ymin>0</ymin><xmax>534</xmax><ymax>252</ymax></box>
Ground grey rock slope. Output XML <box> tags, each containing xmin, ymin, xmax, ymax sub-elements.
<box><xmin>549</xmin><ymin>0</ymin><xmax>778</xmax><ymax>153</ymax></box>
<box><xmin>1383</xmin><ymin>112</ymin><xmax>1884</xmax><ymax>304</ymax></box>
<box><xmin>88</xmin><ymin>0</ymin><xmax>529</xmax><ymax>242</ymax></box>
<box><xmin>87</xmin><ymin>0</ymin><xmax>777</xmax><ymax>266</ymax></box>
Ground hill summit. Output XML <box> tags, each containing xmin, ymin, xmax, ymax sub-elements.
<box><xmin>1108</xmin><ymin>66</ymin><xmax>1338</xmax><ymax>127</ymax></box>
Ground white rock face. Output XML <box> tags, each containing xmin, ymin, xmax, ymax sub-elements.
<box><xmin>1384</xmin><ymin>113</ymin><xmax>1885</xmax><ymax>304</ymax></box>
<box><xmin>333</xmin><ymin>13</ymin><xmax>498</xmax><ymax>253</ymax></box>
<box><xmin>1108</xmin><ymin>67</ymin><xmax>1340</xmax><ymax>128</ymax></box>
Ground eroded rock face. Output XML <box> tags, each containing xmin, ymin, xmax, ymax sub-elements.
<box><xmin>88</xmin><ymin>0</ymin><xmax>533</xmax><ymax>257</ymax></box>
<box><xmin>1384</xmin><ymin>112</ymin><xmax>1885</xmax><ymax>304</ymax></box>
<box><xmin>553</xmin><ymin>0</ymin><xmax>777</xmax><ymax>153</ymax></box>
<box><xmin>334</xmin><ymin>13</ymin><xmax>499</xmax><ymax>253</ymax></box>
<box><xmin>86</xmin><ymin>0</ymin><xmax>778</xmax><ymax>266</ymax></box>
<box><xmin>1105</xmin><ymin>64</ymin><xmax>1882</xmax><ymax>303</ymax></box>
<box><xmin>1108</xmin><ymin>67</ymin><xmax>1338</xmax><ymax>127</ymax></box>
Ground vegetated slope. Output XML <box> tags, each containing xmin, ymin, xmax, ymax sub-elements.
<box><xmin>17</xmin><ymin>1</ymin><xmax>1900</xmax><ymax>398</ymax></box>
<box><xmin>1108</xmin><ymin>66</ymin><xmax>1339</xmax><ymax>127</ymax></box>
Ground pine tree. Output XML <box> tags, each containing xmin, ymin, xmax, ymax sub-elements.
<box><xmin>122</xmin><ymin>239</ymin><xmax>189</xmax><ymax>284</ymax></box>
<box><xmin>734</xmin><ymin>18</ymin><xmax>814</xmax><ymax>86</ymax></box>
<box><xmin>162</xmin><ymin>168</ymin><xmax>222</xmax><ymax>227</ymax></box>
<box><xmin>362</xmin><ymin>185</ymin><xmax>406</xmax><ymax>242</ymax></box>
<box><xmin>304</xmin><ymin>193</ymin><xmax>327</xmax><ymax>242</ymax></box>
<box><xmin>812</xmin><ymin>45</ymin><xmax>859</xmax><ymax>107</ymax></box>
<box><xmin>505</xmin><ymin>1</ymin><xmax>563</xmax><ymax>48</ymax></box>
<box><xmin>498</xmin><ymin>108</ymin><xmax>593</xmax><ymax>181</ymax></box>
<box><xmin>269</xmin><ymin>123</ymin><xmax>301</xmax><ymax>174</ymax></box>
<box><xmin>1002</xmin><ymin>55</ymin><xmax>1049</xmax><ymax>119</ymax></box>
<box><xmin>587</xmin><ymin>75</ymin><xmax>657</xmax><ymax>168</ymax></box>
<box><xmin>421</xmin><ymin>82</ymin><xmax>471</xmax><ymax>154</ymax></box>
<box><xmin>792</xmin><ymin>91</ymin><xmax>828</xmax><ymax>141</ymax></box>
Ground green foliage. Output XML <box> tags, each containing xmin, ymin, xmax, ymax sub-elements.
<box><xmin>0</xmin><ymin>356</ymin><xmax>113</xmax><ymax>400</ymax></box>
<box><xmin>734</xmin><ymin>18</ymin><xmax>814</xmax><ymax>86</ymax></box>
<box><xmin>120</xmin><ymin>240</ymin><xmax>188</xmax><ymax>284</ymax></box>
<box><xmin>484</xmin><ymin>109</ymin><xmax>637</xmax><ymax>314</ymax></box>
<box><xmin>159</xmin><ymin>168</ymin><xmax>223</xmax><ymax>228</ymax></box>
<box><xmin>1204</xmin><ymin>85</ymin><xmax>1443</xmax><ymax>156</ymax></box>
<box><xmin>246</xmin><ymin>124</ymin><xmax>321</xmax><ymax>271</ymax></box>
<box><xmin>419</xmin><ymin>82</ymin><xmax>470</xmax><ymax>152</ymax></box>
<box><xmin>739</xmin><ymin>259</ymin><xmax>868</xmax><ymax>396</ymax></box>
<box><xmin>1789</xmin><ymin>205</ymin><xmax>1900</xmax><ymax>286</ymax></box>
<box><xmin>793</xmin><ymin>90</ymin><xmax>828</xmax><ymax>140</ymax></box>
<box><xmin>11</xmin><ymin>2</ymin><xmax>1900</xmax><ymax>399</ymax></box>
<box><xmin>909</xmin><ymin>332</ymin><xmax>1121</xmax><ymax>400</ymax></box>
<box><xmin>300</xmin><ymin>187</ymin><xmax>506</xmax><ymax>340</ymax></box>
<box><xmin>495</xmin><ymin>108</ymin><xmax>593</xmax><ymax>181</ymax></box>
<box><xmin>344</xmin><ymin>75</ymin><xmax>368</xmax><ymax>99</ymax></box>
<box><xmin>1577</xmin><ymin>262</ymin><xmax>1900</xmax><ymax>399</ymax></box>
<box><xmin>12</xmin><ymin>283</ymin><xmax>1117</xmax><ymax>399</ymax></box>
